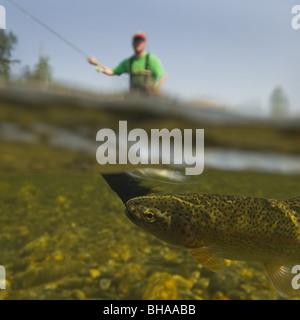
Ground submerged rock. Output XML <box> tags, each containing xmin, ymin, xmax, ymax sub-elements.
<box><xmin>142</xmin><ymin>272</ymin><xmax>178</xmax><ymax>300</ymax></box>
<box><xmin>207</xmin><ymin>272</ymin><xmax>239</xmax><ymax>296</ymax></box>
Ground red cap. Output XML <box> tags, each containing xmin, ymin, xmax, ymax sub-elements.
<box><xmin>133</xmin><ymin>32</ymin><xmax>147</xmax><ymax>40</ymax></box>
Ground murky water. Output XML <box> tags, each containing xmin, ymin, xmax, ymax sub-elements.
<box><xmin>0</xmin><ymin>86</ymin><xmax>299</xmax><ymax>300</ymax></box>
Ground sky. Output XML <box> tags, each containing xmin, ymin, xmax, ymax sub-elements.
<box><xmin>2</xmin><ymin>0</ymin><xmax>300</xmax><ymax>116</ymax></box>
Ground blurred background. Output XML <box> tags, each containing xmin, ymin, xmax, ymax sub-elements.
<box><xmin>1</xmin><ymin>0</ymin><xmax>300</xmax><ymax>117</ymax></box>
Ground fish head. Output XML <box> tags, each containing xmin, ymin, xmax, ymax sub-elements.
<box><xmin>125</xmin><ymin>195</ymin><xmax>197</xmax><ymax>246</ymax></box>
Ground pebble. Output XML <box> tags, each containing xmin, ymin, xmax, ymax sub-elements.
<box><xmin>71</xmin><ymin>289</ymin><xmax>86</xmax><ymax>300</ymax></box>
<box><xmin>207</xmin><ymin>271</ymin><xmax>239</xmax><ymax>295</ymax></box>
<box><xmin>142</xmin><ymin>272</ymin><xmax>178</xmax><ymax>300</ymax></box>
<box><xmin>89</xmin><ymin>269</ymin><xmax>101</xmax><ymax>278</ymax></box>
<box><xmin>99</xmin><ymin>278</ymin><xmax>111</xmax><ymax>290</ymax></box>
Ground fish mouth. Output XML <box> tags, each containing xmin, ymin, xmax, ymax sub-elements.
<box><xmin>124</xmin><ymin>208</ymin><xmax>136</xmax><ymax>222</ymax></box>
<box><xmin>125</xmin><ymin>199</ymin><xmax>142</xmax><ymax>224</ymax></box>
<box><xmin>124</xmin><ymin>209</ymin><xmax>131</xmax><ymax>218</ymax></box>
<box><xmin>125</xmin><ymin>200</ymin><xmax>135</xmax><ymax>221</ymax></box>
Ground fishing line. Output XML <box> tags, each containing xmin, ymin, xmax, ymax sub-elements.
<box><xmin>5</xmin><ymin>0</ymin><xmax>89</xmax><ymax>58</ymax></box>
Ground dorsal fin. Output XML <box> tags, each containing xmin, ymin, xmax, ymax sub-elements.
<box><xmin>102</xmin><ymin>172</ymin><xmax>155</xmax><ymax>205</ymax></box>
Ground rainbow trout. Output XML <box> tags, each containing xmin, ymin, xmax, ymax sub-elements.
<box><xmin>125</xmin><ymin>193</ymin><xmax>300</xmax><ymax>297</ymax></box>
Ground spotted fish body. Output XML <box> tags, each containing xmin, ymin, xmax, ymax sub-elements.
<box><xmin>125</xmin><ymin>193</ymin><xmax>300</xmax><ymax>297</ymax></box>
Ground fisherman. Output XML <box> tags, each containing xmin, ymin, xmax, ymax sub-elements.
<box><xmin>88</xmin><ymin>32</ymin><xmax>166</xmax><ymax>95</ymax></box>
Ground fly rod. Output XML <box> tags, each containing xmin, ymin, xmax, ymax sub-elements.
<box><xmin>5</xmin><ymin>0</ymin><xmax>89</xmax><ymax>59</ymax></box>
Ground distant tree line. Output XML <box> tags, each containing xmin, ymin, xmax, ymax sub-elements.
<box><xmin>21</xmin><ymin>56</ymin><xmax>52</xmax><ymax>85</ymax></box>
<box><xmin>0</xmin><ymin>29</ymin><xmax>18</xmax><ymax>80</ymax></box>
<box><xmin>0</xmin><ymin>29</ymin><xmax>52</xmax><ymax>86</ymax></box>
<box><xmin>269</xmin><ymin>86</ymin><xmax>289</xmax><ymax>118</ymax></box>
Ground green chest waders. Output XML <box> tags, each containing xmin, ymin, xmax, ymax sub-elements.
<box><xmin>129</xmin><ymin>54</ymin><xmax>155</xmax><ymax>94</ymax></box>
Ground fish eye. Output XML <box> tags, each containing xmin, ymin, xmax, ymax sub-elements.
<box><xmin>143</xmin><ymin>210</ymin><xmax>156</xmax><ymax>223</ymax></box>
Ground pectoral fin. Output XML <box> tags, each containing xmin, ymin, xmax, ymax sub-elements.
<box><xmin>187</xmin><ymin>246</ymin><xmax>226</xmax><ymax>272</ymax></box>
<box><xmin>264</xmin><ymin>263</ymin><xmax>298</xmax><ymax>299</ymax></box>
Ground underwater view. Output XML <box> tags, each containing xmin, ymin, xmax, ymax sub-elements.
<box><xmin>0</xmin><ymin>85</ymin><xmax>299</xmax><ymax>300</ymax></box>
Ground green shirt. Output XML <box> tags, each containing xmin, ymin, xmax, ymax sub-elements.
<box><xmin>112</xmin><ymin>53</ymin><xmax>166</xmax><ymax>81</ymax></box>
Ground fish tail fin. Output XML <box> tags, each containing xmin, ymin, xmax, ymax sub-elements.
<box><xmin>288</xmin><ymin>196</ymin><xmax>300</xmax><ymax>209</ymax></box>
<box><xmin>264</xmin><ymin>263</ymin><xmax>299</xmax><ymax>299</ymax></box>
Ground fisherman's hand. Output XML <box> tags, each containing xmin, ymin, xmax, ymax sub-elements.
<box><xmin>88</xmin><ymin>56</ymin><xmax>98</xmax><ymax>65</ymax></box>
